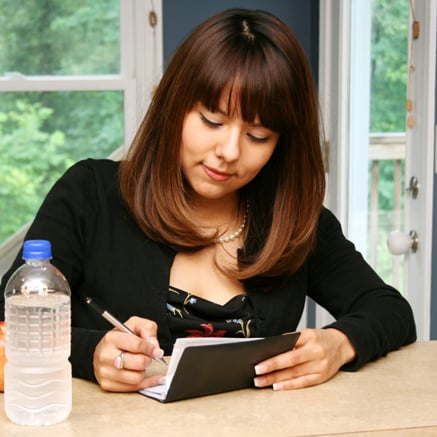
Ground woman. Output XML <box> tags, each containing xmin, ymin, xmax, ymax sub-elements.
<box><xmin>0</xmin><ymin>8</ymin><xmax>416</xmax><ymax>393</ymax></box>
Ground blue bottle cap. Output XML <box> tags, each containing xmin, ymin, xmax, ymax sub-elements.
<box><xmin>22</xmin><ymin>240</ymin><xmax>52</xmax><ymax>260</ymax></box>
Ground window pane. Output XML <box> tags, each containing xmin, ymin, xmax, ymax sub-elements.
<box><xmin>367</xmin><ymin>0</ymin><xmax>408</xmax><ymax>290</ymax></box>
<box><xmin>0</xmin><ymin>0</ymin><xmax>120</xmax><ymax>75</ymax></box>
<box><xmin>0</xmin><ymin>91</ymin><xmax>124</xmax><ymax>243</ymax></box>
<box><xmin>370</xmin><ymin>0</ymin><xmax>409</xmax><ymax>133</ymax></box>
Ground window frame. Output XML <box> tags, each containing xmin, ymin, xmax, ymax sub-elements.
<box><xmin>0</xmin><ymin>0</ymin><xmax>163</xmax><ymax>154</ymax></box>
<box><xmin>0</xmin><ymin>0</ymin><xmax>163</xmax><ymax>273</ymax></box>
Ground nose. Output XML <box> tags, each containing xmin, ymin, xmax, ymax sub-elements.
<box><xmin>215</xmin><ymin>127</ymin><xmax>241</xmax><ymax>162</ymax></box>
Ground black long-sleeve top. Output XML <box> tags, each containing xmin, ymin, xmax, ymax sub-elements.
<box><xmin>0</xmin><ymin>159</ymin><xmax>416</xmax><ymax>382</ymax></box>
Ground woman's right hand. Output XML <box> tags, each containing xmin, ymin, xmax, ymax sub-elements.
<box><xmin>93</xmin><ymin>316</ymin><xmax>166</xmax><ymax>392</ymax></box>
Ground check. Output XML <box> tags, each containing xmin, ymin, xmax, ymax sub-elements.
<box><xmin>140</xmin><ymin>332</ymin><xmax>300</xmax><ymax>402</ymax></box>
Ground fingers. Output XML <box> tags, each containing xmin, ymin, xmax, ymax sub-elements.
<box><xmin>254</xmin><ymin>359</ymin><xmax>324</xmax><ymax>390</ymax></box>
<box><xmin>123</xmin><ymin>316</ymin><xmax>165</xmax><ymax>360</ymax></box>
<box><xmin>97</xmin><ymin>364</ymin><xmax>166</xmax><ymax>393</ymax></box>
<box><xmin>253</xmin><ymin>328</ymin><xmax>355</xmax><ymax>390</ymax></box>
<box><xmin>105</xmin><ymin>316</ymin><xmax>165</xmax><ymax>359</ymax></box>
<box><xmin>124</xmin><ymin>316</ymin><xmax>158</xmax><ymax>341</ymax></box>
<box><xmin>113</xmin><ymin>350</ymin><xmax>152</xmax><ymax>371</ymax></box>
<box><xmin>254</xmin><ymin>329</ymin><xmax>319</xmax><ymax>376</ymax></box>
<box><xmin>93</xmin><ymin>316</ymin><xmax>166</xmax><ymax>392</ymax></box>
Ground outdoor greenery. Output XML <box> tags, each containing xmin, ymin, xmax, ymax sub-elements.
<box><xmin>0</xmin><ymin>0</ymin><xmax>122</xmax><ymax>243</ymax></box>
<box><xmin>369</xmin><ymin>0</ymin><xmax>408</xmax><ymax>284</ymax></box>
<box><xmin>0</xmin><ymin>0</ymin><xmax>409</xmax><ymax>287</ymax></box>
<box><xmin>371</xmin><ymin>0</ymin><xmax>409</xmax><ymax>133</ymax></box>
<box><xmin>0</xmin><ymin>100</ymin><xmax>69</xmax><ymax>237</ymax></box>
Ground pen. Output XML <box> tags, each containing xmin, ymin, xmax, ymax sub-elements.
<box><xmin>84</xmin><ymin>296</ymin><xmax>167</xmax><ymax>366</ymax></box>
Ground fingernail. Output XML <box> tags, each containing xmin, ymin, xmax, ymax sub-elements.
<box><xmin>153</xmin><ymin>348</ymin><xmax>164</xmax><ymax>358</ymax></box>
<box><xmin>158</xmin><ymin>376</ymin><xmax>166</xmax><ymax>385</ymax></box>
<box><xmin>254</xmin><ymin>377</ymin><xmax>262</xmax><ymax>387</ymax></box>
<box><xmin>273</xmin><ymin>383</ymin><xmax>283</xmax><ymax>391</ymax></box>
<box><xmin>254</xmin><ymin>364</ymin><xmax>267</xmax><ymax>375</ymax></box>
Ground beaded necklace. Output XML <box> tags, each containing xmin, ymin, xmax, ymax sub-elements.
<box><xmin>215</xmin><ymin>201</ymin><xmax>249</xmax><ymax>244</ymax></box>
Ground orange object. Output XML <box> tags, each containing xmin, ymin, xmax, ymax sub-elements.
<box><xmin>0</xmin><ymin>321</ymin><xmax>5</xmax><ymax>392</ymax></box>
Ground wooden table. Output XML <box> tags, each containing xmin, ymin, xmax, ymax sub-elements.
<box><xmin>1</xmin><ymin>341</ymin><xmax>436</xmax><ymax>436</ymax></box>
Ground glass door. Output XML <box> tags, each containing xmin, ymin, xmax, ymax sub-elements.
<box><xmin>318</xmin><ymin>0</ymin><xmax>435</xmax><ymax>339</ymax></box>
<box><xmin>348</xmin><ymin>0</ymin><xmax>409</xmax><ymax>292</ymax></box>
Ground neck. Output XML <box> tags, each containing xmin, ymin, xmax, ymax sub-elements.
<box><xmin>190</xmin><ymin>195</ymin><xmax>241</xmax><ymax>230</ymax></box>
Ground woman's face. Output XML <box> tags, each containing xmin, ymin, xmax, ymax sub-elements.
<box><xmin>180</xmin><ymin>98</ymin><xmax>279</xmax><ymax>204</ymax></box>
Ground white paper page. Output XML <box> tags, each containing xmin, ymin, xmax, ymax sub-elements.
<box><xmin>140</xmin><ymin>337</ymin><xmax>261</xmax><ymax>400</ymax></box>
<box><xmin>139</xmin><ymin>383</ymin><xmax>167</xmax><ymax>401</ymax></box>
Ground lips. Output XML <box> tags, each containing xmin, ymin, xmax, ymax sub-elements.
<box><xmin>202</xmin><ymin>164</ymin><xmax>233</xmax><ymax>182</ymax></box>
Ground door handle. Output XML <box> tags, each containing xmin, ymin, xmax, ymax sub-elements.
<box><xmin>406</xmin><ymin>176</ymin><xmax>419</xmax><ymax>199</ymax></box>
<box><xmin>387</xmin><ymin>230</ymin><xmax>419</xmax><ymax>255</ymax></box>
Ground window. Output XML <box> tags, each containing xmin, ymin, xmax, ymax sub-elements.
<box><xmin>0</xmin><ymin>0</ymin><xmax>162</xmax><ymax>248</ymax></box>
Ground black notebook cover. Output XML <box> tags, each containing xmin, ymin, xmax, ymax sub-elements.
<box><xmin>140</xmin><ymin>332</ymin><xmax>300</xmax><ymax>403</ymax></box>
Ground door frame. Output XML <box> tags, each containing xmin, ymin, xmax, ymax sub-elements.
<box><xmin>403</xmin><ymin>0</ymin><xmax>436</xmax><ymax>340</ymax></box>
<box><xmin>318</xmin><ymin>0</ymin><xmax>435</xmax><ymax>339</ymax></box>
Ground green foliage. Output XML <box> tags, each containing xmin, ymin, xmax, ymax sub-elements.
<box><xmin>0</xmin><ymin>100</ymin><xmax>72</xmax><ymax>240</ymax></box>
<box><xmin>0</xmin><ymin>0</ymin><xmax>120</xmax><ymax>75</ymax></box>
<box><xmin>0</xmin><ymin>90</ymin><xmax>123</xmax><ymax>164</ymax></box>
<box><xmin>50</xmin><ymin>1</ymin><xmax>120</xmax><ymax>74</ymax></box>
<box><xmin>0</xmin><ymin>1</ymin><xmax>122</xmax><ymax>244</ymax></box>
<box><xmin>370</xmin><ymin>0</ymin><xmax>408</xmax><ymax>219</ymax></box>
<box><xmin>367</xmin><ymin>0</ymin><xmax>408</xmax><ymax>286</ymax></box>
<box><xmin>370</xmin><ymin>0</ymin><xmax>409</xmax><ymax>133</ymax></box>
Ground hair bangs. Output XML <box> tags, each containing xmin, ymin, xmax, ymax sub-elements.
<box><xmin>237</xmin><ymin>48</ymin><xmax>292</xmax><ymax>134</ymax></box>
<box><xmin>187</xmin><ymin>37</ymin><xmax>292</xmax><ymax>135</ymax></box>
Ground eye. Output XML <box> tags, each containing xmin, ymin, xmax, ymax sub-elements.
<box><xmin>200</xmin><ymin>113</ymin><xmax>222</xmax><ymax>128</ymax></box>
<box><xmin>247</xmin><ymin>133</ymin><xmax>270</xmax><ymax>143</ymax></box>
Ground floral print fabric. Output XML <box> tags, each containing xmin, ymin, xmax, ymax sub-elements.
<box><xmin>166</xmin><ymin>286</ymin><xmax>255</xmax><ymax>341</ymax></box>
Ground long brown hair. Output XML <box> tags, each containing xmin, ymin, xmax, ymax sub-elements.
<box><xmin>119</xmin><ymin>8</ymin><xmax>325</xmax><ymax>288</ymax></box>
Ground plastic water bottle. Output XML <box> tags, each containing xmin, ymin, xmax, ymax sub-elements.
<box><xmin>4</xmin><ymin>240</ymin><xmax>72</xmax><ymax>426</ymax></box>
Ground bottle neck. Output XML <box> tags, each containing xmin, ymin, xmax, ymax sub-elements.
<box><xmin>25</xmin><ymin>258</ymin><xmax>50</xmax><ymax>267</ymax></box>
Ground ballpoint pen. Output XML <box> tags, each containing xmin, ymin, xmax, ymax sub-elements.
<box><xmin>84</xmin><ymin>296</ymin><xmax>167</xmax><ymax>366</ymax></box>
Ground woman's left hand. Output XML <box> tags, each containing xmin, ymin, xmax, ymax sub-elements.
<box><xmin>253</xmin><ymin>328</ymin><xmax>356</xmax><ymax>390</ymax></box>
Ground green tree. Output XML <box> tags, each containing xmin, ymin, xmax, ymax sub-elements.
<box><xmin>368</xmin><ymin>0</ymin><xmax>409</xmax><ymax>283</ymax></box>
<box><xmin>370</xmin><ymin>0</ymin><xmax>408</xmax><ymax>212</ymax></box>
<box><xmin>0</xmin><ymin>0</ymin><xmax>123</xmax><ymax>159</ymax></box>
<box><xmin>0</xmin><ymin>0</ymin><xmax>120</xmax><ymax>75</ymax></box>
<box><xmin>370</xmin><ymin>0</ymin><xmax>409</xmax><ymax>133</ymax></box>
<box><xmin>0</xmin><ymin>100</ymin><xmax>71</xmax><ymax>241</ymax></box>
<box><xmin>0</xmin><ymin>1</ymin><xmax>122</xmax><ymax>244</ymax></box>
